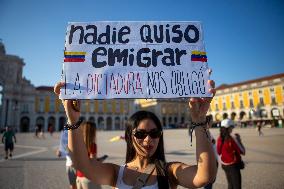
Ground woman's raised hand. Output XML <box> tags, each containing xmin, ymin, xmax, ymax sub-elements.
<box><xmin>54</xmin><ymin>82</ymin><xmax>80</xmax><ymax>124</ymax></box>
<box><xmin>188</xmin><ymin>80</ymin><xmax>216</xmax><ymax>123</ymax></box>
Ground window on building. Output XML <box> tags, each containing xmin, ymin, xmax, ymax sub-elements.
<box><xmin>223</xmin><ymin>102</ymin><xmax>226</xmax><ymax>110</ymax></box>
<box><xmin>107</xmin><ymin>102</ymin><xmax>112</xmax><ymax>113</ymax></box>
<box><xmin>98</xmin><ymin>101</ymin><xmax>103</xmax><ymax>113</ymax></box>
<box><xmin>240</xmin><ymin>100</ymin><xmax>244</xmax><ymax>108</ymax></box>
<box><xmin>50</xmin><ymin>97</ymin><xmax>55</xmax><ymax>113</ymax></box>
<box><xmin>259</xmin><ymin>97</ymin><xmax>264</xmax><ymax>106</ymax></box>
<box><xmin>115</xmin><ymin>101</ymin><xmax>120</xmax><ymax>113</ymax></box>
<box><xmin>215</xmin><ymin>104</ymin><xmax>219</xmax><ymax>111</ymax></box>
<box><xmin>249</xmin><ymin>99</ymin><xmax>254</xmax><ymax>108</ymax></box>
<box><xmin>231</xmin><ymin>101</ymin><xmax>235</xmax><ymax>109</ymax></box>
<box><xmin>270</xmin><ymin>88</ymin><xmax>274</xmax><ymax>92</ymax></box>
<box><xmin>81</xmin><ymin>101</ymin><xmax>86</xmax><ymax>113</ymax></box>
<box><xmin>259</xmin><ymin>90</ymin><xmax>262</xmax><ymax>94</ymax></box>
<box><xmin>271</xmin><ymin>96</ymin><xmax>277</xmax><ymax>105</ymax></box>
<box><xmin>39</xmin><ymin>98</ymin><xmax>44</xmax><ymax>113</ymax></box>
<box><xmin>0</xmin><ymin>85</ymin><xmax>2</xmax><ymax>106</ymax></box>
<box><xmin>59</xmin><ymin>103</ymin><xmax>64</xmax><ymax>113</ymax></box>
<box><xmin>21</xmin><ymin>104</ymin><xmax>29</xmax><ymax>113</ymax></box>
<box><xmin>124</xmin><ymin>102</ymin><xmax>129</xmax><ymax>114</ymax></box>
<box><xmin>162</xmin><ymin>106</ymin><xmax>166</xmax><ymax>114</ymax></box>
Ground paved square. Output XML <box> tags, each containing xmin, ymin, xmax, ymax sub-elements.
<box><xmin>0</xmin><ymin>128</ymin><xmax>283</xmax><ymax>189</ymax></box>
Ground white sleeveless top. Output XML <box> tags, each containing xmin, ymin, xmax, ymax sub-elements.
<box><xmin>115</xmin><ymin>164</ymin><xmax>158</xmax><ymax>189</ymax></box>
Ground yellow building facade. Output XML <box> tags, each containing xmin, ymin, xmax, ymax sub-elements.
<box><xmin>209</xmin><ymin>73</ymin><xmax>284</xmax><ymax>127</ymax></box>
<box><xmin>136</xmin><ymin>99</ymin><xmax>189</xmax><ymax>128</ymax></box>
<box><xmin>34</xmin><ymin>87</ymin><xmax>135</xmax><ymax>131</ymax></box>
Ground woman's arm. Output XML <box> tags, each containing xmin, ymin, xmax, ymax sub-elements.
<box><xmin>169</xmin><ymin>80</ymin><xmax>218</xmax><ymax>188</ymax></box>
<box><xmin>216</xmin><ymin>137</ymin><xmax>223</xmax><ymax>155</ymax></box>
<box><xmin>54</xmin><ymin>82</ymin><xmax>119</xmax><ymax>186</ymax></box>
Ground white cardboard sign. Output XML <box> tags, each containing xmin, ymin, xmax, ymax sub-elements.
<box><xmin>60</xmin><ymin>21</ymin><xmax>211</xmax><ymax>99</ymax></box>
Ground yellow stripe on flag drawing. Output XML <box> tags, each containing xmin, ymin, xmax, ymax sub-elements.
<box><xmin>64</xmin><ymin>52</ymin><xmax>86</xmax><ymax>55</ymax></box>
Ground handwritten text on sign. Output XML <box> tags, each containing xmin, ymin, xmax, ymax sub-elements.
<box><xmin>60</xmin><ymin>21</ymin><xmax>211</xmax><ymax>99</ymax></box>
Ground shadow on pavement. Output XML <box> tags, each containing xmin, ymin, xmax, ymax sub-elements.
<box><xmin>11</xmin><ymin>157</ymin><xmax>66</xmax><ymax>162</ymax></box>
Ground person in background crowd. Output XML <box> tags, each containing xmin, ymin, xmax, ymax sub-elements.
<box><xmin>57</xmin><ymin>129</ymin><xmax>77</xmax><ymax>189</ymax></box>
<box><xmin>34</xmin><ymin>124</ymin><xmax>40</xmax><ymax>138</ymax></box>
<box><xmin>256</xmin><ymin>121</ymin><xmax>264</xmax><ymax>136</ymax></box>
<box><xmin>48</xmin><ymin>124</ymin><xmax>55</xmax><ymax>136</ymax></box>
<box><xmin>2</xmin><ymin>126</ymin><xmax>17</xmax><ymax>159</ymax></box>
<box><xmin>217</xmin><ymin>119</ymin><xmax>245</xmax><ymax>189</ymax></box>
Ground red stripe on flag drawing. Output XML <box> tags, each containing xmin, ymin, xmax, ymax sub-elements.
<box><xmin>64</xmin><ymin>58</ymin><xmax>85</xmax><ymax>62</ymax></box>
<box><xmin>191</xmin><ymin>57</ymin><xmax>207</xmax><ymax>62</ymax></box>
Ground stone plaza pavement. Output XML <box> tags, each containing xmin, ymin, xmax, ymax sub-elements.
<box><xmin>0</xmin><ymin>127</ymin><xmax>283</xmax><ymax>189</ymax></box>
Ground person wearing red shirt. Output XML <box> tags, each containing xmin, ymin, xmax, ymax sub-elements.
<box><xmin>217</xmin><ymin>119</ymin><xmax>245</xmax><ymax>189</ymax></box>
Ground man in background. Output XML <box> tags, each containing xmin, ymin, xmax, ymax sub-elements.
<box><xmin>2</xmin><ymin>126</ymin><xmax>17</xmax><ymax>159</ymax></box>
<box><xmin>56</xmin><ymin>130</ymin><xmax>77</xmax><ymax>189</ymax></box>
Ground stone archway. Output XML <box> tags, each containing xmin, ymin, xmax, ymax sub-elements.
<box><xmin>36</xmin><ymin>117</ymin><xmax>45</xmax><ymax>131</ymax></box>
<box><xmin>223</xmin><ymin>113</ymin><xmax>228</xmax><ymax>119</ymax></box>
<box><xmin>88</xmin><ymin>116</ymin><xmax>95</xmax><ymax>123</ymax></box>
<box><xmin>215</xmin><ymin>113</ymin><xmax>221</xmax><ymax>121</ymax></box>
<box><xmin>48</xmin><ymin>116</ymin><xmax>55</xmax><ymax>133</ymax></box>
<box><xmin>231</xmin><ymin>112</ymin><xmax>236</xmax><ymax>120</ymax></box>
<box><xmin>114</xmin><ymin>117</ymin><xmax>120</xmax><ymax>130</ymax></box>
<box><xmin>59</xmin><ymin>117</ymin><xmax>66</xmax><ymax>131</ymax></box>
<box><xmin>106</xmin><ymin>117</ymin><xmax>112</xmax><ymax>130</ymax></box>
<box><xmin>240</xmin><ymin>111</ymin><xmax>246</xmax><ymax>120</ymax></box>
<box><xmin>98</xmin><ymin>117</ymin><xmax>104</xmax><ymax>130</ymax></box>
<box><xmin>79</xmin><ymin>116</ymin><xmax>86</xmax><ymax>121</ymax></box>
<box><xmin>168</xmin><ymin>117</ymin><xmax>172</xmax><ymax>124</ymax></box>
<box><xmin>20</xmin><ymin>116</ymin><xmax>30</xmax><ymax>132</ymax></box>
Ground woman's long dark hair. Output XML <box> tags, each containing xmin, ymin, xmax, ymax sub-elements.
<box><xmin>220</xmin><ymin>127</ymin><xmax>232</xmax><ymax>143</ymax></box>
<box><xmin>124</xmin><ymin>110</ymin><xmax>170</xmax><ymax>189</ymax></box>
<box><xmin>82</xmin><ymin>121</ymin><xmax>96</xmax><ymax>154</ymax></box>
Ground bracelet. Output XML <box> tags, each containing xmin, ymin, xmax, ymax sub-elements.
<box><xmin>191</xmin><ymin>120</ymin><xmax>208</xmax><ymax>127</ymax></box>
<box><xmin>64</xmin><ymin>119</ymin><xmax>83</xmax><ymax>130</ymax></box>
<box><xmin>189</xmin><ymin>120</ymin><xmax>209</xmax><ymax>146</ymax></box>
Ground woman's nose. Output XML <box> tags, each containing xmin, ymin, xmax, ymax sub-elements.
<box><xmin>144</xmin><ymin>134</ymin><xmax>152</xmax><ymax>142</ymax></box>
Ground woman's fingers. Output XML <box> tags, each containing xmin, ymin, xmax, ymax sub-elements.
<box><xmin>208</xmin><ymin>80</ymin><xmax>215</xmax><ymax>89</ymax></box>
<box><xmin>207</xmin><ymin>80</ymin><xmax>216</xmax><ymax>97</ymax></box>
<box><xmin>54</xmin><ymin>82</ymin><xmax>65</xmax><ymax>96</ymax></box>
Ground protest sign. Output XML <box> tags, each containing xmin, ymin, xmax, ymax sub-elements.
<box><xmin>60</xmin><ymin>21</ymin><xmax>211</xmax><ymax>99</ymax></box>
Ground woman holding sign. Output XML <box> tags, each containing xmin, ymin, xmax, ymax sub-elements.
<box><xmin>54</xmin><ymin>79</ymin><xmax>217</xmax><ymax>189</ymax></box>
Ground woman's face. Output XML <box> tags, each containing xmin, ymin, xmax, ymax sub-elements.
<box><xmin>132</xmin><ymin>119</ymin><xmax>161</xmax><ymax>158</ymax></box>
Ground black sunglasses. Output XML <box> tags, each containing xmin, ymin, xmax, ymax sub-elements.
<box><xmin>133</xmin><ymin>129</ymin><xmax>162</xmax><ymax>139</ymax></box>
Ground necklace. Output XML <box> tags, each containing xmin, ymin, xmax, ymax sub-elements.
<box><xmin>131</xmin><ymin>166</ymin><xmax>139</xmax><ymax>171</ymax></box>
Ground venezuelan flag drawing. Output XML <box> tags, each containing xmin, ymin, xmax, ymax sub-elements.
<box><xmin>191</xmin><ymin>51</ymin><xmax>207</xmax><ymax>62</ymax></box>
<box><xmin>64</xmin><ymin>51</ymin><xmax>86</xmax><ymax>62</ymax></box>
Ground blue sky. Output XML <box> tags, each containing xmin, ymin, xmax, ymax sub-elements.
<box><xmin>0</xmin><ymin>0</ymin><xmax>283</xmax><ymax>87</ymax></box>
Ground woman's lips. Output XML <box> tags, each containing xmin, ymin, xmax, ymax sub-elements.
<box><xmin>143</xmin><ymin>145</ymin><xmax>153</xmax><ymax>152</ymax></box>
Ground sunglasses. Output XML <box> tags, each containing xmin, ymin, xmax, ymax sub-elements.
<box><xmin>133</xmin><ymin>129</ymin><xmax>162</xmax><ymax>139</ymax></box>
